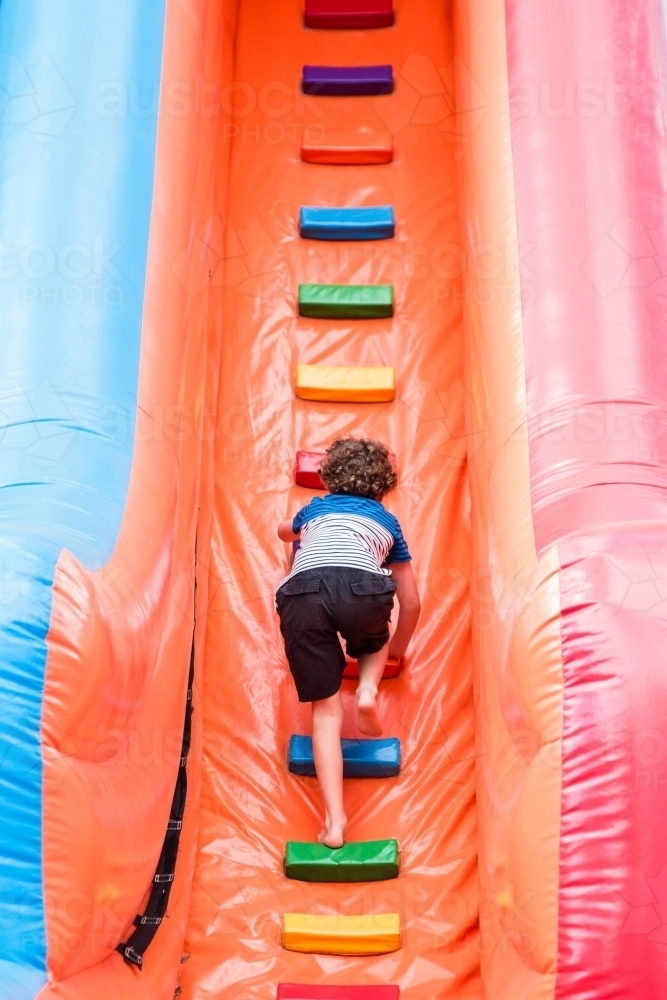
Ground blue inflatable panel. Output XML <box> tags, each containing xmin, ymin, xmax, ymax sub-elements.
<box><xmin>0</xmin><ymin>0</ymin><xmax>167</xmax><ymax>974</ymax></box>
<box><xmin>299</xmin><ymin>206</ymin><xmax>395</xmax><ymax>241</ymax></box>
<box><xmin>288</xmin><ymin>736</ymin><xmax>401</xmax><ymax>778</ymax></box>
<box><xmin>0</xmin><ymin>959</ymin><xmax>47</xmax><ymax>1000</ymax></box>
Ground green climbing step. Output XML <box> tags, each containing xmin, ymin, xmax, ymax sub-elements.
<box><xmin>298</xmin><ymin>283</ymin><xmax>394</xmax><ymax>319</ymax></box>
<box><xmin>284</xmin><ymin>839</ymin><xmax>400</xmax><ymax>883</ymax></box>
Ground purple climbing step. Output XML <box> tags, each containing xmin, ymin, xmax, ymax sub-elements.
<box><xmin>302</xmin><ymin>65</ymin><xmax>394</xmax><ymax>96</ymax></box>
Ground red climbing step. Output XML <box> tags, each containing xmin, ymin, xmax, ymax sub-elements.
<box><xmin>278</xmin><ymin>986</ymin><xmax>399</xmax><ymax>1000</ymax></box>
<box><xmin>301</xmin><ymin>130</ymin><xmax>394</xmax><ymax>165</ymax></box>
<box><xmin>304</xmin><ymin>0</ymin><xmax>395</xmax><ymax>30</ymax></box>
<box><xmin>343</xmin><ymin>655</ymin><xmax>402</xmax><ymax>679</ymax></box>
<box><xmin>295</xmin><ymin>451</ymin><xmax>327</xmax><ymax>490</ymax></box>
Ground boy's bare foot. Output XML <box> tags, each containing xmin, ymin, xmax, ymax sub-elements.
<box><xmin>356</xmin><ymin>685</ymin><xmax>383</xmax><ymax>737</ymax></box>
<box><xmin>318</xmin><ymin>817</ymin><xmax>347</xmax><ymax>849</ymax></box>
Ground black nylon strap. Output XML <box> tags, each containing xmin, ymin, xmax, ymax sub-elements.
<box><xmin>118</xmin><ymin>633</ymin><xmax>195</xmax><ymax>970</ymax></box>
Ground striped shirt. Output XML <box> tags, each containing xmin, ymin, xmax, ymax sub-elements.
<box><xmin>285</xmin><ymin>494</ymin><xmax>411</xmax><ymax>582</ymax></box>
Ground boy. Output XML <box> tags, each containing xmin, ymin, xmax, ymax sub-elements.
<box><xmin>276</xmin><ymin>437</ymin><xmax>421</xmax><ymax>848</ymax></box>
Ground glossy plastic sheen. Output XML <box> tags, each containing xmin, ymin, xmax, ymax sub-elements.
<box><xmin>301</xmin><ymin>131</ymin><xmax>394</xmax><ymax>165</ymax></box>
<box><xmin>288</xmin><ymin>736</ymin><xmax>401</xmax><ymax>778</ymax></box>
<box><xmin>303</xmin><ymin>65</ymin><xmax>394</xmax><ymax>95</ymax></box>
<box><xmin>282</xmin><ymin>914</ymin><xmax>401</xmax><ymax>955</ymax></box>
<box><xmin>304</xmin><ymin>0</ymin><xmax>395</xmax><ymax>30</ymax></box>
<box><xmin>30</xmin><ymin>2</ymin><xmax>236</xmax><ymax>997</ymax></box>
<box><xmin>298</xmin><ymin>284</ymin><xmax>394</xmax><ymax>318</ymax></box>
<box><xmin>457</xmin><ymin>0</ymin><xmax>564</xmax><ymax>997</ymax></box>
<box><xmin>504</xmin><ymin>0</ymin><xmax>667</xmax><ymax>996</ymax></box>
<box><xmin>0</xmin><ymin>0</ymin><xmax>167</xmax><ymax>991</ymax></box>
<box><xmin>181</xmin><ymin>1</ymin><xmax>479</xmax><ymax>995</ymax></box>
<box><xmin>284</xmin><ymin>839</ymin><xmax>400</xmax><ymax>882</ymax></box>
<box><xmin>278</xmin><ymin>988</ymin><xmax>399</xmax><ymax>1000</ymax></box>
<box><xmin>299</xmin><ymin>207</ymin><xmax>395</xmax><ymax>241</ymax></box>
<box><xmin>296</xmin><ymin>365</ymin><xmax>396</xmax><ymax>402</ymax></box>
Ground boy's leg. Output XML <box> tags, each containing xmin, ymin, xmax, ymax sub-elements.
<box><xmin>356</xmin><ymin>641</ymin><xmax>389</xmax><ymax>737</ymax></box>
<box><xmin>312</xmin><ymin>691</ymin><xmax>347</xmax><ymax>848</ymax></box>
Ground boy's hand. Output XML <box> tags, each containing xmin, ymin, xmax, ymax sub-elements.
<box><xmin>388</xmin><ymin>637</ymin><xmax>408</xmax><ymax>659</ymax></box>
<box><xmin>388</xmin><ymin>561</ymin><xmax>421</xmax><ymax>658</ymax></box>
<box><xmin>278</xmin><ymin>519</ymin><xmax>300</xmax><ymax>543</ymax></box>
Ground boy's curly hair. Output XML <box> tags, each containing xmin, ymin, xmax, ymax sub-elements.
<box><xmin>320</xmin><ymin>437</ymin><xmax>397</xmax><ymax>501</ymax></box>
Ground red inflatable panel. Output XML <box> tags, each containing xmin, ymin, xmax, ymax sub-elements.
<box><xmin>278</xmin><ymin>986</ymin><xmax>399</xmax><ymax>1000</ymax></box>
<box><xmin>304</xmin><ymin>0</ymin><xmax>394</xmax><ymax>30</ymax></box>
<box><xmin>301</xmin><ymin>130</ymin><xmax>394</xmax><ymax>165</ymax></box>
<box><xmin>343</xmin><ymin>656</ymin><xmax>402</xmax><ymax>680</ymax></box>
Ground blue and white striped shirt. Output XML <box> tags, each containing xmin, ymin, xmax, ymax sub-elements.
<box><xmin>287</xmin><ymin>494</ymin><xmax>411</xmax><ymax>581</ymax></box>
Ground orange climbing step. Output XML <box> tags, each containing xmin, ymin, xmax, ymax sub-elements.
<box><xmin>282</xmin><ymin>913</ymin><xmax>401</xmax><ymax>955</ymax></box>
<box><xmin>296</xmin><ymin>365</ymin><xmax>396</xmax><ymax>403</ymax></box>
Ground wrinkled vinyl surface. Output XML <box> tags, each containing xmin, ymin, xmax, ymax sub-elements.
<box><xmin>180</xmin><ymin>0</ymin><xmax>480</xmax><ymax>995</ymax></box>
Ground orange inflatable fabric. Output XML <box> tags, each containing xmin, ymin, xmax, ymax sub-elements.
<box><xmin>182</xmin><ymin>0</ymin><xmax>480</xmax><ymax>996</ymax></box>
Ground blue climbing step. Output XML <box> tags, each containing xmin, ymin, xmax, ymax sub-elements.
<box><xmin>300</xmin><ymin>206</ymin><xmax>395</xmax><ymax>241</ymax></box>
<box><xmin>288</xmin><ymin>736</ymin><xmax>401</xmax><ymax>778</ymax></box>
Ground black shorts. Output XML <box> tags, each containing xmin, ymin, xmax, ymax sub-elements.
<box><xmin>276</xmin><ymin>566</ymin><xmax>397</xmax><ymax>703</ymax></box>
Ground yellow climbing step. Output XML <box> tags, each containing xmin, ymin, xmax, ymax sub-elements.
<box><xmin>282</xmin><ymin>912</ymin><xmax>401</xmax><ymax>956</ymax></box>
<box><xmin>296</xmin><ymin>365</ymin><xmax>396</xmax><ymax>403</ymax></box>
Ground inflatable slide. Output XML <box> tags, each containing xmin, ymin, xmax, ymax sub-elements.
<box><xmin>0</xmin><ymin>0</ymin><xmax>666</xmax><ymax>997</ymax></box>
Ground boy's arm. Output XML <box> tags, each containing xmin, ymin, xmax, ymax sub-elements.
<box><xmin>388</xmin><ymin>560</ymin><xmax>421</xmax><ymax>659</ymax></box>
<box><xmin>278</xmin><ymin>519</ymin><xmax>300</xmax><ymax>543</ymax></box>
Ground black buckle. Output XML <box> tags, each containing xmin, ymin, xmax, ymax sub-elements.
<box><xmin>120</xmin><ymin>945</ymin><xmax>142</xmax><ymax>969</ymax></box>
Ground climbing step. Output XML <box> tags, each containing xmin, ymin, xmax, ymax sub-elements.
<box><xmin>343</xmin><ymin>655</ymin><xmax>402</xmax><ymax>679</ymax></box>
<box><xmin>296</xmin><ymin>365</ymin><xmax>396</xmax><ymax>403</ymax></box>
<box><xmin>303</xmin><ymin>65</ymin><xmax>394</xmax><ymax>96</ymax></box>
<box><xmin>301</xmin><ymin>130</ymin><xmax>394</xmax><ymax>165</ymax></box>
<box><xmin>295</xmin><ymin>450</ymin><xmax>397</xmax><ymax>490</ymax></box>
<box><xmin>298</xmin><ymin>284</ymin><xmax>394</xmax><ymax>319</ymax></box>
<box><xmin>300</xmin><ymin>206</ymin><xmax>395</xmax><ymax>241</ymax></box>
<box><xmin>282</xmin><ymin>913</ymin><xmax>401</xmax><ymax>955</ymax></box>
<box><xmin>284</xmin><ymin>839</ymin><xmax>400</xmax><ymax>882</ymax></box>
<box><xmin>278</xmin><ymin>986</ymin><xmax>400</xmax><ymax>999</ymax></box>
<box><xmin>289</xmin><ymin>736</ymin><xmax>401</xmax><ymax>778</ymax></box>
<box><xmin>295</xmin><ymin>450</ymin><xmax>327</xmax><ymax>489</ymax></box>
<box><xmin>304</xmin><ymin>0</ymin><xmax>395</xmax><ymax>30</ymax></box>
